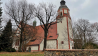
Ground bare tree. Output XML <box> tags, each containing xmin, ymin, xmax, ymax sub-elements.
<box><xmin>73</xmin><ymin>19</ymin><xmax>98</xmax><ymax>49</ymax></box>
<box><xmin>5</xmin><ymin>0</ymin><xmax>35</xmax><ymax>52</ymax></box>
<box><xmin>74</xmin><ymin>19</ymin><xmax>90</xmax><ymax>44</ymax></box>
<box><xmin>87</xmin><ymin>23</ymin><xmax>98</xmax><ymax>43</ymax></box>
<box><xmin>22</xmin><ymin>24</ymin><xmax>38</xmax><ymax>51</ymax></box>
<box><xmin>34</xmin><ymin>3</ymin><xmax>58</xmax><ymax>50</ymax></box>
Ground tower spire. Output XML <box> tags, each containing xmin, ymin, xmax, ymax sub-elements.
<box><xmin>58</xmin><ymin>0</ymin><xmax>69</xmax><ymax>10</ymax></box>
<box><xmin>60</xmin><ymin>0</ymin><xmax>66</xmax><ymax>5</ymax></box>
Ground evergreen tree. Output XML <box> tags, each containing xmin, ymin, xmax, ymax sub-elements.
<box><xmin>2</xmin><ymin>20</ymin><xmax>12</xmax><ymax>38</ymax></box>
<box><xmin>0</xmin><ymin>0</ymin><xmax>3</xmax><ymax>51</ymax></box>
<box><xmin>0</xmin><ymin>1</ymin><xmax>2</xmax><ymax>17</ymax></box>
<box><xmin>0</xmin><ymin>20</ymin><xmax>12</xmax><ymax>51</ymax></box>
<box><xmin>0</xmin><ymin>0</ymin><xmax>2</xmax><ymax>34</ymax></box>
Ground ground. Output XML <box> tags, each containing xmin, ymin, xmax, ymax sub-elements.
<box><xmin>0</xmin><ymin>52</ymin><xmax>44</xmax><ymax>56</ymax></box>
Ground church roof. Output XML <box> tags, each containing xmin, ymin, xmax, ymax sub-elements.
<box><xmin>26</xmin><ymin>23</ymin><xmax>58</xmax><ymax>46</ymax></box>
<box><xmin>59</xmin><ymin>5</ymin><xmax>68</xmax><ymax>9</ymax></box>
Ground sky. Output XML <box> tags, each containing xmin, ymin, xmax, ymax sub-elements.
<box><xmin>1</xmin><ymin>0</ymin><xmax>98</xmax><ymax>26</ymax></box>
<box><xmin>1</xmin><ymin>0</ymin><xmax>98</xmax><ymax>42</ymax></box>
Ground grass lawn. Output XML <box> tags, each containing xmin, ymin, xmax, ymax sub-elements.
<box><xmin>0</xmin><ymin>52</ymin><xmax>44</xmax><ymax>56</ymax></box>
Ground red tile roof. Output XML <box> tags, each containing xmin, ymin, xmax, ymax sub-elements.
<box><xmin>47</xmin><ymin>23</ymin><xmax>58</xmax><ymax>40</ymax></box>
<box><xmin>27</xmin><ymin>23</ymin><xmax>58</xmax><ymax>46</ymax></box>
<box><xmin>27</xmin><ymin>25</ymin><xmax>44</xmax><ymax>46</ymax></box>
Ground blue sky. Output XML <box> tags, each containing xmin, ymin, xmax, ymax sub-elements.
<box><xmin>1</xmin><ymin>0</ymin><xmax>98</xmax><ymax>25</ymax></box>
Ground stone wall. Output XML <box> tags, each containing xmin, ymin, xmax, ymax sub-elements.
<box><xmin>45</xmin><ymin>49</ymin><xmax>98</xmax><ymax>56</ymax></box>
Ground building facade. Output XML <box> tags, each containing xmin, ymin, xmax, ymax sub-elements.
<box><xmin>12</xmin><ymin>0</ymin><xmax>74</xmax><ymax>52</ymax></box>
<box><xmin>57</xmin><ymin>0</ymin><xmax>73</xmax><ymax>49</ymax></box>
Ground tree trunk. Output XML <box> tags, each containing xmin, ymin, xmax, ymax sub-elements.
<box><xmin>84</xmin><ymin>31</ymin><xmax>86</xmax><ymax>44</ymax></box>
<box><xmin>19</xmin><ymin>28</ymin><xmax>23</xmax><ymax>52</ymax></box>
<box><xmin>43</xmin><ymin>29</ymin><xmax>48</xmax><ymax>51</ymax></box>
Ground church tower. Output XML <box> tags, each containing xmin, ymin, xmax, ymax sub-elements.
<box><xmin>57</xmin><ymin>0</ymin><xmax>73</xmax><ymax>49</ymax></box>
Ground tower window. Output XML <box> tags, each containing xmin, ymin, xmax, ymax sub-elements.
<box><xmin>49</xmin><ymin>36</ymin><xmax>53</xmax><ymax>38</ymax></box>
<box><xmin>64</xmin><ymin>10</ymin><xmax>67</xmax><ymax>13</ymax></box>
<box><xmin>60</xmin><ymin>12</ymin><xmax>62</xmax><ymax>16</ymax></box>
<box><xmin>61</xmin><ymin>41</ymin><xmax>64</xmax><ymax>44</ymax></box>
<box><xmin>59</xmin><ymin>9</ymin><xmax>63</xmax><ymax>16</ymax></box>
<box><xmin>30</xmin><ymin>39</ymin><xmax>36</xmax><ymax>42</ymax></box>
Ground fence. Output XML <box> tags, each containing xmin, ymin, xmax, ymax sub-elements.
<box><xmin>44</xmin><ymin>49</ymin><xmax>98</xmax><ymax>56</ymax></box>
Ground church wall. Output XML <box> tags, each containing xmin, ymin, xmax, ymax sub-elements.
<box><xmin>70</xmin><ymin>40</ymin><xmax>73</xmax><ymax>49</ymax></box>
<box><xmin>26</xmin><ymin>45</ymin><xmax>39</xmax><ymax>52</ymax></box>
<box><xmin>57</xmin><ymin>17</ymin><xmax>69</xmax><ymax>49</ymax></box>
<box><xmin>12</xmin><ymin>27</ymin><xmax>20</xmax><ymax>51</ymax></box>
<box><xmin>15</xmin><ymin>46</ymin><xmax>19</xmax><ymax>51</ymax></box>
<box><xmin>68</xmin><ymin>18</ymin><xmax>73</xmax><ymax>49</ymax></box>
<box><xmin>26</xmin><ymin>46</ymin><xmax>29</xmax><ymax>50</ymax></box>
<box><xmin>40</xmin><ymin>39</ymin><xmax>44</xmax><ymax>50</ymax></box>
<box><xmin>12</xmin><ymin>45</ymin><xmax>19</xmax><ymax>51</ymax></box>
<box><xmin>12</xmin><ymin>41</ymin><xmax>15</xmax><ymax>48</ymax></box>
<box><xmin>46</xmin><ymin>40</ymin><xmax>56</xmax><ymax>49</ymax></box>
<box><xmin>68</xmin><ymin>18</ymin><xmax>73</xmax><ymax>39</ymax></box>
<box><xmin>16</xmin><ymin>27</ymin><xmax>21</xmax><ymax>36</ymax></box>
<box><xmin>12</xmin><ymin>40</ymin><xmax>19</xmax><ymax>51</ymax></box>
<box><xmin>31</xmin><ymin>45</ymin><xmax>38</xmax><ymax>50</ymax></box>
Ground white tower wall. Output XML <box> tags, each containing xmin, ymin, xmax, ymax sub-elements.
<box><xmin>57</xmin><ymin>17</ymin><xmax>69</xmax><ymax>49</ymax></box>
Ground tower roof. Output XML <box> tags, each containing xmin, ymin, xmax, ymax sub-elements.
<box><xmin>58</xmin><ymin>0</ymin><xmax>69</xmax><ymax>10</ymax></box>
<box><xmin>60</xmin><ymin>0</ymin><xmax>66</xmax><ymax>5</ymax></box>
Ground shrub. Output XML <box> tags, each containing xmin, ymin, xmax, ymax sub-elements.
<box><xmin>82</xmin><ymin>43</ymin><xmax>98</xmax><ymax>49</ymax></box>
<box><xmin>5</xmin><ymin>48</ymin><xmax>16</xmax><ymax>52</ymax></box>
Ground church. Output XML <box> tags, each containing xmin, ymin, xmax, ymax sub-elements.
<box><xmin>12</xmin><ymin>0</ymin><xmax>74</xmax><ymax>52</ymax></box>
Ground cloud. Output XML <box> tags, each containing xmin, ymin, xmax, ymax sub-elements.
<box><xmin>81</xmin><ymin>0</ymin><xmax>91</xmax><ymax>9</ymax></box>
<box><xmin>2</xmin><ymin>0</ymin><xmax>98</xmax><ymax>24</ymax></box>
<box><xmin>69</xmin><ymin>0</ymin><xmax>78</xmax><ymax>2</ymax></box>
